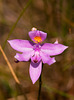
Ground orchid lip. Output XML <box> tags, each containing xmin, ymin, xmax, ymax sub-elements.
<box><xmin>28</xmin><ymin>29</ymin><xmax>47</xmax><ymax>43</ymax></box>
<box><xmin>34</xmin><ymin>36</ymin><xmax>42</xmax><ymax>43</ymax></box>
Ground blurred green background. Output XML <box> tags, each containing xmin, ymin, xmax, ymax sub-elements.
<box><xmin>0</xmin><ymin>0</ymin><xmax>74</xmax><ymax>100</ymax></box>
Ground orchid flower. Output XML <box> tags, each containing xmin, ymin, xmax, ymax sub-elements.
<box><xmin>8</xmin><ymin>27</ymin><xmax>68</xmax><ymax>84</ymax></box>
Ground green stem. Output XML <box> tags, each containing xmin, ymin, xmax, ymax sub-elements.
<box><xmin>38</xmin><ymin>63</ymin><xmax>43</xmax><ymax>100</ymax></box>
<box><xmin>2</xmin><ymin>0</ymin><xmax>32</xmax><ymax>49</ymax></box>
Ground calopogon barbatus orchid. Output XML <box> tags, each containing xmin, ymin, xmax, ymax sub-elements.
<box><xmin>8</xmin><ymin>27</ymin><xmax>68</xmax><ymax>84</ymax></box>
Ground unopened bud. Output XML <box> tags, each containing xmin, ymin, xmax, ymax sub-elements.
<box><xmin>31</xmin><ymin>27</ymin><xmax>37</xmax><ymax>31</ymax></box>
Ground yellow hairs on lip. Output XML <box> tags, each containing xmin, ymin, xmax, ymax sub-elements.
<box><xmin>34</xmin><ymin>36</ymin><xmax>42</xmax><ymax>43</ymax></box>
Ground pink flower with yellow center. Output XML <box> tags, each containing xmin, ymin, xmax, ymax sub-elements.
<box><xmin>8</xmin><ymin>27</ymin><xmax>68</xmax><ymax>84</ymax></box>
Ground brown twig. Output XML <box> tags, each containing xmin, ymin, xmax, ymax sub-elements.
<box><xmin>0</xmin><ymin>45</ymin><xmax>20</xmax><ymax>84</ymax></box>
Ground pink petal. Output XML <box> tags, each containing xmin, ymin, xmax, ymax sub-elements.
<box><xmin>29</xmin><ymin>61</ymin><xmax>42</xmax><ymax>84</ymax></box>
<box><xmin>54</xmin><ymin>39</ymin><xmax>58</xmax><ymax>44</ymax></box>
<box><xmin>40</xmin><ymin>51</ymin><xmax>56</xmax><ymax>65</ymax></box>
<box><xmin>14</xmin><ymin>50</ymin><xmax>34</xmax><ymax>61</ymax></box>
<box><xmin>41</xmin><ymin>43</ymin><xmax>68</xmax><ymax>56</ymax></box>
<box><xmin>8</xmin><ymin>39</ymin><xmax>34</xmax><ymax>52</ymax></box>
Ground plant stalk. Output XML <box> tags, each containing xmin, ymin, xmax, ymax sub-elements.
<box><xmin>38</xmin><ymin>63</ymin><xmax>43</xmax><ymax>100</ymax></box>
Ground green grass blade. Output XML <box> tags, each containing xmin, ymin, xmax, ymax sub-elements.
<box><xmin>2</xmin><ymin>0</ymin><xmax>32</xmax><ymax>49</ymax></box>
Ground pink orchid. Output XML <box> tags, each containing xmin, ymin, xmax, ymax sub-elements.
<box><xmin>8</xmin><ymin>28</ymin><xmax>68</xmax><ymax>84</ymax></box>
